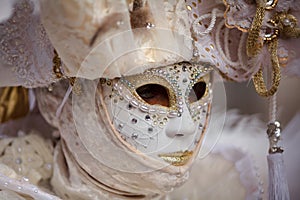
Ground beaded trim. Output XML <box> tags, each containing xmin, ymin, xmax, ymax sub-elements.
<box><xmin>117</xmin><ymin>62</ymin><xmax>213</xmax><ymax>119</ymax></box>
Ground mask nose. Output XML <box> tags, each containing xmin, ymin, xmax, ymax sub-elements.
<box><xmin>165</xmin><ymin>106</ymin><xmax>196</xmax><ymax>138</ymax></box>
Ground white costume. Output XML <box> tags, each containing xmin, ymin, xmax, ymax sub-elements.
<box><xmin>0</xmin><ymin>0</ymin><xmax>299</xmax><ymax>199</ymax></box>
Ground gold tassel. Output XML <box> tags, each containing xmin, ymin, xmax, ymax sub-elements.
<box><xmin>247</xmin><ymin>2</ymin><xmax>291</xmax><ymax>199</ymax></box>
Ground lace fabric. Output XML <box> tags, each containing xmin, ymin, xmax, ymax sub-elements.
<box><xmin>186</xmin><ymin>0</ymin><xmax>258</xmax><ymax>82</ymax></box>
<box><xmin>223</xmin><ymin>0</ymin><xmax>300</xmax><ymax>78</ymax></box>
<box><xmin>224</xmin><ymin>0</ymin><xmax>257</xmax><ymax>31</ymax></box>
<box><xmin>187</xmin><ymin>0</ymin><xmax>300</xmax><ymax>82</ymax></box>
<box><xmin>0</xmin><ymin>0</ymin><xmax>57</xmax><ymax>88</ymax></box>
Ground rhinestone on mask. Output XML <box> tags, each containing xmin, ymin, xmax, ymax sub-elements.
<box><xmin>131</xmin><ymin>118</ymin><xmax>138</xmax><ymax>124</ymax></box>
<box><xmin>127</xmin><ymin>104</ymin><xmax>133</xmax><ymax>110</ymax></box>
<box><xmin>131</xmin><ymin>133</ymin><xmax>138</xmax><ymax>139</ymax></box>
<box><xmin>145</xmin><ymin>115</ymin><xmax>151</xmax><ymax>121</ymax></box>
<box><xmin>118</xmin><ymin>123</ymin><xmax>124</xmax><ymax>130</ymax></box>
<box><xmin>146</xmin><ymin>22</ymin><xmax>155</xmax><ymax>29</ymax></box>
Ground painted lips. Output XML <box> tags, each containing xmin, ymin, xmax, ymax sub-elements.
<box><xmin>158</xmin><ymin>151</ymin><xmax>193</xmax><ymax>166</ymax></box>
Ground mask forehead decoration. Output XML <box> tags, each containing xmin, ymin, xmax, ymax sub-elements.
<box><xmin>101</xmin><ymin>62</ymin><xmax>213</xmax><ymax>166</ymax></box>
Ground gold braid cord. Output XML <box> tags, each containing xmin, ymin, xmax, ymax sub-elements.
<box><xmin>247</xmin><ymin>1</ymin><xmax>281</xmax><ymax>97</ymax></box>
<box><xmin>253</xmin><ymin>38</ymin><xmax>281</xmax><ymax>97</ymax></box>
<box><xmin>247</xmin><ymin>5</ymin><xmax>266</xmax><ymax>57</ymax></box>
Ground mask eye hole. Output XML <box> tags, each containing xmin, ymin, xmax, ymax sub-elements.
<box><xmin>136</xmin><ymin>84</ymin><xmax>170</xmax><ymax>107</ymax></box>
<box><xmin>189</xmin><ymin>81</ymin><xmax>207</xmax><ymax>103</ymax></box>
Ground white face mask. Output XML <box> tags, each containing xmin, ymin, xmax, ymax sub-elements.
<box><xmin>101</xmin><ymin>61</ymin><xmax>213</xmax><ymax>166</ymax></box>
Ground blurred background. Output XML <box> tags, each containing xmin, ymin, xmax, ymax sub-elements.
<box><xmin>225</xmin><ymin>77</ymin><xmax>300</xmax><ymax>127</ymax></box>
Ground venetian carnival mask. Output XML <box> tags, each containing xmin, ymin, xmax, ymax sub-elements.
<box><xmin>34</xmin><ymin>0</ymin><xmax>223</xmax><ymax>198</ymax></box>
<box><xmin>101</xmin><ymin>62</ymin><xmax>213</xmax><ymax>166</ymax></box>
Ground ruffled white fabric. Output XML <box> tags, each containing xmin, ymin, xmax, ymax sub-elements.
<box><xmin>35</xmin><ymin>79</ymin><xmax>190</xmax><ymax>199</ymax></box>
<box><xmin>223</xmin><ymin>0</ymin><xmax>300</xmax><ymax>78</ymax></box>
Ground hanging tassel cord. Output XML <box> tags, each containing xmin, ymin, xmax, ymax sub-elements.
<box><xmin>267</xmin><ymin>153</ymin><xmax>290</xmax><ymax>200</ymax></box>
<box><xmin>265</xmin><ymin>15</ymin><xmax>300</xmax><ymax>200</ymax></box>
<box><xmin>246</xmin><ymin>1</ymin><xmax>291</xmax><ymax>199</ymax></box>
<box><xmin>266</xmin><ymin>93</ymin><xmax>290</xmax><ymax>200</ymax></box>
<box><xmin>268</xmin><ymin>93</ymin><xmax>277</xmax><ymax>123</ymax></box>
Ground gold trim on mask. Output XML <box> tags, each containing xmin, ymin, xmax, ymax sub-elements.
<box><xmin>121</xmin><ymin>62</ymin><xmax>213</xmax><ymax>111</ymax></box>
<box><xmin>122</xmin><ymin>74</ymin><xmax>178</xmax><ymax>110</ymax></box>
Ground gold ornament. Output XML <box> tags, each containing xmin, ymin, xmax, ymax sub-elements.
<box><xmin>52</xmin><ymin>50</ymin><xmax>81</xmax><ymax>94</ymax></box>
<box><xmin>270</xmin><ymin>12</ymin><xmax>300</xmax><ymax>39</ymax></box>
<box><xmin>53</xmin><ymin>50</ymin><xmax>63</xmax><ymax>79</ymax></box>
<box><xmin>0</xmin><ymin>87</ymin><xmax>29</xmax><ymax>123</ymax></box>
